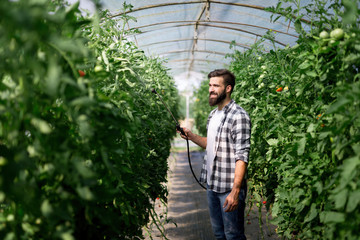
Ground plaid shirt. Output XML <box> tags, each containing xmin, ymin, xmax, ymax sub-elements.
<box><xmin>200</xmin><ymin>99</ymin><xmax>251</xmax><ymax>193</ymax></box>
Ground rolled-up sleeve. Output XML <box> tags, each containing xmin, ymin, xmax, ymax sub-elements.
<box><xmin>231</xmin><ymin>113</ymin><xmax>251</xmax><ymax>163</ymax></box>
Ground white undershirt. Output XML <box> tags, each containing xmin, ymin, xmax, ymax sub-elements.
<box><xmin>206</xmin><ymin>109</ymin><xmax>224</xmax><ymax>184</ymax></box>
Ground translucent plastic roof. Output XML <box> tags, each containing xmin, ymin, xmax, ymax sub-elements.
<box><xmin>92</xmin><ymin>0</ymin><xmax>312</xmax><ymax>90</ymax></box>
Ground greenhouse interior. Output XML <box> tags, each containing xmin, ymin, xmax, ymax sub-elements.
<box><xmin>0</xmin><ymin>0</ymin><xmax>359</xmax><ymax>239</ymax></box>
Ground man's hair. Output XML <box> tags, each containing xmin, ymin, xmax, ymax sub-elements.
<box><xmin>208</xmin><ymin>69</ymin><xmax>236</xmax><ymax>94</ymax></box>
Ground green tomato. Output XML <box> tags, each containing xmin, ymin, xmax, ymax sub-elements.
<box><xmin>7</xmin><ymin>214</ymin><xmax>15</xmax><ymax>222</ymax></box>
<box><xmin>328</xmin><ymin>39</ymin><xmax>336</xmax><ymax>46</ymax></box>
<box><xmin>0</xmin><ymin>157</ymin><xmax>7</xmax><ymax>166</ymax></box>
<box><xmin>330</xmin><ymin>28</ymin><xmax>344</xmax><ymax>40</ymax></box>
<box><xmin>94</xmin><ymin>65</ymin><xmax>103</xmax><ymax>72</ymax></box>
<box><xmin>319</xmin><ymin>30</ymin><xmax>329</xmax><ymax>39</ymax></box>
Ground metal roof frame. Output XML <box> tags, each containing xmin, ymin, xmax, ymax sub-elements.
<box><xmin>130</xmin><ymin>20</ymin><xmax>299</xmax><ymax>38</ymax></box>
<box><xmin>100</xmin><ymin>0</ymin><xmax>308</xmax><ymax>89</ymax></box>
<box><xmin>133</xmin><ymin>22</ymin><xmax>290</xmax><ymax>47</ymax></box>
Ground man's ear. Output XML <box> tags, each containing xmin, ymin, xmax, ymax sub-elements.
<box><xmin>226</xmin><ymin>84</ymin><xmax>232</xmax><ymax>94</ymax></box>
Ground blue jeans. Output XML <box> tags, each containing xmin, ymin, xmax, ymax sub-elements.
<box><xmin>207</xmin><ymin>184</ymin><xmax>247</xmax><ymax>240</ymax></box>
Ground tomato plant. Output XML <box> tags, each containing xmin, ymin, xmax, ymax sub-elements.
<box><xmin>0</xmin><ymin>1</ymin><xmax>180</xmax><ymax>239</ymax></box>
<box><xmin>194</xmin><ymin>0</ymin><xmax>359</xmax><ymax>239</ymax></box>
<box><xmin>193</xmin><ymin>80</ymin><xmax>214</xmax><ymax>136</ymax></box>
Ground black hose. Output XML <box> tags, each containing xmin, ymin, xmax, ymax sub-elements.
<box><xmin>185</xmin><ymin>137</ymin><xmax>207</xmax><ymax>190</ymax></box>
<box><xmin>150</xmin><ymin>89</ymin><xmax>206</xmax><ymax>190</ymax></box>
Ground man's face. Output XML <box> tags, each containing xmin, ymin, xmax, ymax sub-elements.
<box><xmin>208</xmin><ymin>76</ymin><xmax>227</xmax><ymax>106</ymax></box>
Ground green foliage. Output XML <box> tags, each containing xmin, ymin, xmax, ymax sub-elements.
<box><xmin>0</xmin><ymin>1</ymin><xmax>179</xmax><ymax>239</ymax></box>
<box><xmin>193</xmin><ymin>0</ymin><xmax>360</xmax><ymax>239</ymax></box>
<box><xmin>193</xmin><ymin>80</ymin><xmax>213</xmax><ymax>136</ymax></box>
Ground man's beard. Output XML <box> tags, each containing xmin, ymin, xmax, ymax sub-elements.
<box><xmin>209</xmin><ymin>89</ymin><xmax>226</xmax><ymax>106</ymax></box>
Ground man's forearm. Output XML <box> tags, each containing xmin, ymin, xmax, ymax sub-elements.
<box><xmin>181</xmin><ymin>128</ymin><xmax>207</xmax><ymax>149</ymax></box>
<box><xmin>232</xmin><ymin>160</ymin><xmax>247</xmax><ymax>192</ymax></box>
<box><xmin>190</xmin><ymin>134</ymin><xmax>207</xmax><ymax>149</ymax></box>
<box><xmin>223</xmin><ymin>159</ymin><xmax>247</xmax><ymax>212</ymax></box>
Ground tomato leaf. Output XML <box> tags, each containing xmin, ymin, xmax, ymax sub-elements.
<box><xmin>304</xmin><ymin>203</ymin><xmax>318</xmax><ymax>223</ymax></box>
<box><xmin>297</xmin><ymin>137</ymin><xmax>306</xmax><ymax>156</ymax></box>
<box><xmin>320</xmin><ymin>211</ymin><xmax>345</xmax><ymax>223</ymax></box>
<box><xmin>267</xmin><ymin>138</ymin><xmax>279</xmax><ymax>146</ymax></box>
<box><xmin>346</xmin><ymin>190</ymin><xmax>360</xmax><ymax>212</ymax></box>
<box><xmin>326</xmin><ymin>98</ymin><xmax>352</xmax><ymax>114</ymax></box>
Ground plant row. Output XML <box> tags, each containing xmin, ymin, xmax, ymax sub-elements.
<box><xmin>0</xmin><ymin>1</ymin><xmax>180</xmax><ymax>239</ymax></box>
<box><xmin>193</xmin><ymin>0</ymin><xmax>359</xmax><ymax>239</ymax></box>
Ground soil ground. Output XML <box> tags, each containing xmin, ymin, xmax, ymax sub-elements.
<box><xmin>144</xmin><ymin>138</ymin><xmax>280</xmax><ymax>240</ymax></box>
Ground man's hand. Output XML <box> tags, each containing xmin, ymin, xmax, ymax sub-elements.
<box><xmin>176</xmin><ymin>127</ymin><xmax>207</xmax><ymax>149</ymax></box>
<box><xmin>177</xmin><ymin>127</ymin><xmax>191</xmax><ymax>140</ymax></box>
<box><xmin>223</xmin><ymin>190</ymin><xmax>240</xmax><ymax>212</ymax></box>
<box><xmin>223</xmin><ymin>160</ymin><xmax>247</xmax><ymax>212</ymax></box>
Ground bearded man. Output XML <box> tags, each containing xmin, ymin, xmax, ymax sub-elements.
<box><xmin>179</xmin><ymin>69</ymin><xmax>251</xmax><ymax>240</ymax></box>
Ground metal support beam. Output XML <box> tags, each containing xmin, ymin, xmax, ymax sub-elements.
<box><xmin>139</xmin><ymin>38</ymin><xmax>251</xmax><ymax>50</ymax></box>
<box><xmin>109</xmin><ymin>1</ymin><xmax>311</xmax><ymax>25</ymax></box>
<box><xmin>111</xmin><ymin>1</ymin><xmax>266</xmax><ymax>18</ymax></box>
<box><xmin>129</xmin><ymin>20</ymin><xmax>298</xmax><ymax>38</ymax></box>
<box><xmin>130</xmin><ymin>22</ymin><xmax>290</xmax><ymax>47</ymax></box>
<box><xmin>188</xmin><ymin>0</ymin><xmax>210</xmax><ymax>76</ymax></box>
<box><xmin>159</xmin><ymin>49</ymin><xmax>228</xmax><ymax>57</ymax></box>
<box><xmin>169</xmin><ymin>58</ymin><xmax>227</xmax><ymax>65</ymax></box>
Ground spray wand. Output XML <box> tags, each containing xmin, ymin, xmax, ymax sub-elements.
<box><xmin>151</xmin><ymin>89</ymin><xmax>185</xmax><ymax>136</ymax></box>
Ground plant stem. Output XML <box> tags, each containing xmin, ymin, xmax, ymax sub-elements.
<box><xmin>149</xmin><ymin>206</ymin><xmax>168</xmax><ymax>240</ymax></box>
<box><xmin>259</xmin><ymin>203</ymin><xmax>264</xmax><ymax>240</ymax></box>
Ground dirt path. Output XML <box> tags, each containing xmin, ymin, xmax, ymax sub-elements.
<box><xmin>145</xmin><ymin>138</ymin><xmax>280</xmax><ymax>240</ymax></box>
<box><xmin>164</xmin><ymin>150</ymin><xmax>215</xmax><ymax>240</ymax></box>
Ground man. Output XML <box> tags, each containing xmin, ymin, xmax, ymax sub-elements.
<box><xmin>179</xmin><ymin>69</ymin><xmax>251</xmax><ymax>240</ymax></box>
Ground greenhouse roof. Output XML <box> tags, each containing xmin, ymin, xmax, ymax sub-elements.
<box><xmin>77</xmin><ymin>0</ymin><xmax>312</xmax><ymax>91</ymax></box>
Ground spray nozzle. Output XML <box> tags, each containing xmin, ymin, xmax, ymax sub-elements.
<box><xmin>176</xmin><ymin>124</ymin><xmax>186</xmax><ymax>136</ymax></box>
